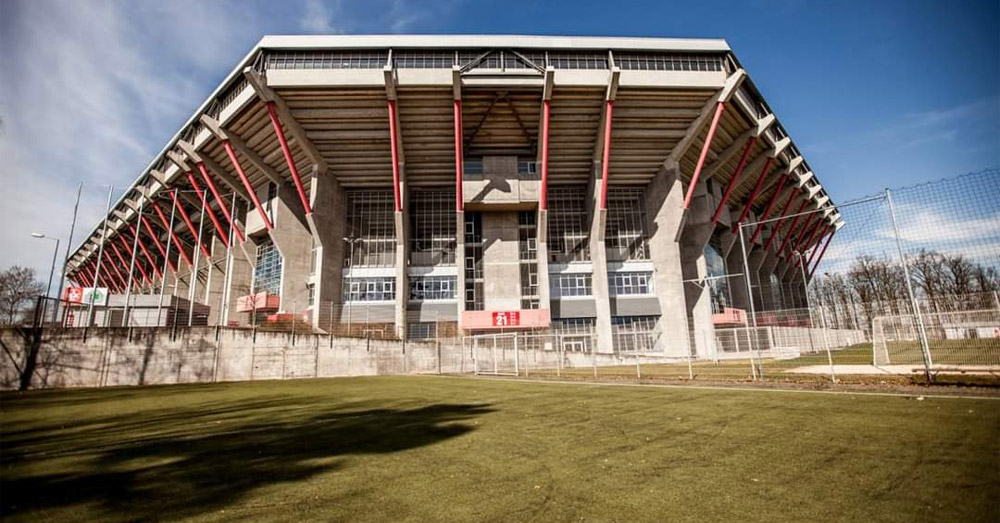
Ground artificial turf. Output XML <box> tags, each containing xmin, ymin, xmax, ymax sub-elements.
<box><xmin>2</xmin><ymin>376</ymin><xmax>998</xmax><ymax>522</ymax></box>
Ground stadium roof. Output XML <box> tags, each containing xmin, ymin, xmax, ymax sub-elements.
<box><xmin>67</xmin><ymin>34</ymin><xmax>839</xmax><ymax>273</ymax></box>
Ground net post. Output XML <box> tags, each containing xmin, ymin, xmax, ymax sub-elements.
<box><xmin>885</xmin><ymin>188</ymin><xmax>934</xmax><ymax>380</ymax></box>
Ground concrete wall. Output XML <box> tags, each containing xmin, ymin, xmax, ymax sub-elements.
<box><xmin>0</xmin><ymin>326</ymin><xmax>463</xmax><ymax>390</ymax></box>
<box><xmin>481</xmin><ymin>211</ymin><xmax>521</xmax><ymax>310</ymax></box>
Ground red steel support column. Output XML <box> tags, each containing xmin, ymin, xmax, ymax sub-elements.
<box><xmin>731</xmin><ymin>156</ymin><xmax>774</xmax><ymax>233</ymax></box>
<box><xmin>118</xmin><ymin>235</ymin><xmax>150</xmax><ymax>287</ymax></box>
<box><xmin>600</xmin><ymin>100</ymin><xmax>614</xmax><ymax>209</ymax></box>
<box><xmin>800</xmin><ymin>220</ymin><xmax>827</xmax><ymax>255</ymax></box>
<box><xmin>777</xmin><ymin>201</ymin><xmax>811</xmax><ymax>256</ymax></box>
<box><xmin>107</xmin><ymin>243</ymin><xmax>131</xmax><ymax>291</ymax></box>
<box><xmin>222</xmin><ymin>140</ymin><xmax>273</xmax><ymax>231</ymax></box>
<box><xmin>805</xmin><ymin>225</ymin><xmax>831</xmax><ymax>269</ymax></box>
<box><xmin>141</xmin><ymin>215</ymin><xmax>176</xmax><ymax>273</ymax></box>
<box><xmin>388</xmin><ymin>99</ymin><xmax>402</xmax><ymax>212</ymax></box>
<box><xmin>749</xmin><ymin>175</ymin><xmax>790</xmax><ymax>244</ymax></box>
<box><xmin>791</xmin><ymin>214</ymin><xmax>821</xmax><ymax>254</ymax></box>
<box><xmin>764</xmin><ymin>196</ymin><xmax>802</xmax><ymax>252</ymax></box>
<box><xmin>265</xmin><ymin>102</ymin><xmax>312</xmax><ymax>215</ymax></box>
<box><xmin>454</xmin><ymin>99</ymin><xmax>464</xmax><ymax>212</ymax></box>
<box><xmin>808</xmin><ymin>229</ymin><xmax>836</xmax><ymax>279</ymax></box>
<box><xmin>711</xmin><ymin>136</ymin><xmax>756</xmax><ymax>223</ymax></box>
<box><xmin>185</xmin><ymin>171</ymin><xmax>229</xmax><ymax>249</ymax></box>
<box><xmin>152</xmin><ymin>196</ymin><xmax>193</xmax><ymax>268</ymax></box>
<box><xmin>173</xmin><ymin>196</ymin><xmax>212</xmax><ymax>260</ymax></box>
<box><xmin>196</xmin><ymin>162</ymin><xmax>246</xmax><ymax>243</ymax></box>
<box><xmin>540</xmin><ymin>99</ymin><xmax>551</xmax><ymax>210</ymax></box>
<box><xmin>79</xmin><ymin>265</ymin><xmax>94</xmax><ymax>287</ymax></box>
<box><xmin>127</xmin><ymin>224</ymin><xmax>162</xmax><ymax>279</ymax></box>
<box><xmin>683</xmin><ymin>101</ymin><xmax>726</xmax><ymax>209</ymax></box>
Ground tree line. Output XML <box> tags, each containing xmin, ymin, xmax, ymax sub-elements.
<box><xmin>0</xmin><ymin>266</ymin><xmax>45</xmax><ymax>326</ymax></box>
<box><xmin>808</xmin><ymin>249</ymin><xmax>999</xmax><ymax>331</ymax></box>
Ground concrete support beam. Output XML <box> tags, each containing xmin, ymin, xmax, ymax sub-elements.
<box><xmin>304</xmin><ymin>166</ymin><xmax>345</xmax><ymax>330</ymax></box>
<box><xmin>679</xmin><ymin>180</ymin><xmax>718</xmax><ymax>358</ymax></box>
<box><xmin>644</xmin><ymin>161</ymin><xmax>692</xmax><ymax>356</ymax></box>
<box><xmin>176</xmin><ymin>140</ymin><xmax>253</xmax><ymax>202</ymax></box>
<box><xmin>244</xmin><ymin>68</ymin><xmax>328</xmax><ymax>172</ymax></box>
<box><xmin>588</xmin><ymin>164</ymin><xmax>614</xmax><ymax>353</ymax></box>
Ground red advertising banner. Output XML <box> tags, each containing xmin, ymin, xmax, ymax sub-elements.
<box><xmin>491</xmin><ymin>311</ymin><xmax>520</xmax><ymax>327</ymax></box>
<box><xmin>63</xmin><ymin>287</ymin><xmax>84</xmax><ymax>304</ymax></box>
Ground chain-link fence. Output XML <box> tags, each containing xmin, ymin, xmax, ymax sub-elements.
<box><xmin>19</xmin><ymin>169</ymin><xmax>999</xmax><ymax>387</ymax></box>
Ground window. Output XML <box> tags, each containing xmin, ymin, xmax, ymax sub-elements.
<box><xmin>307</xmin><ymin>283</ymin><xmax>315</xmax><ymax>306</ymax></box>
<box><xmin>704</xmin><ymin>241</ymin><xmax>731</xmax><ymax>314</ymax></box>
<box><xmin>410</xmin><ymin>190</ymin><xmax>456</xmax><ymax>266</ymax></box>
<box><xmin>548</xmin><ymin>185</ymin><xmax>590</xmax><ymax>263</ymax></box>
<box><xmin>342</xmin><ymin>277</ymin><xmax>395</xmax><ymax>302</ymax></box>
<box><xmin>463</xmin><ymin>159</ymin><xmax>484</xmax><ymax>175</ymax></box>
<box><xmin>253</xmin><ymin>238</ymin><xmax>282</xmax><ymax>295</ymax></box>
<box><xmin>394</xmin><ymin>51</ymin><xmax>454</xmax><ymax>69</ymax></box>
<box><xmin>551</xmin><ymin>273</ymin><xmax>592</xmax><ymax>298</ymax></box>
<box><xmin>615</xmin><ymin>52</ymin><xmax>724</xmax><ymax>72</ymax></box>
<box><xmin>264</xmin><ymin>183</ymin><xmax>278</xmax><ymax>222</ymax></box>
<box><xmin>518</xmin><ymin>160</ymin><xmax>539</xmax><ymax>179</ymax></box>
<box><xmin>310</xmin><ymin>238</ymin><xmax>318</xmax><ymax>275</ymax></box>
<box><xmin>265</xmin><ymin>50</ymin><xmax>387</xmax><ymax>69</ymax></box>
<box><xmin>606</xmin><ymin>188</ymin><xmax>650</xmax><ymax>261</ymax></box>
<box><xmin>518</xmin><ymin>211</ymin><xmax>539</xmax><ymax>309</ymax></box>
<box><xmin>548</xmin><ymin>52</ymin><xmax>608</xmax><ymax>70</ymax></box>
<box><xmin>344</xmin><ymin>190</ymin><xmax>396</xmax><ymax>268</ymax></box>
<box><xmin>553</xmin><ymin>318</ymin><xmax>595</xmax><ymax>352</ymax></box>
<box><xmin>610</xmin><ymin>272</ymin><xmax>654</xmax><ymax>296</ymax></box>
<box><xmin>612</xmin><ymin>315</ymin><xmax>659</xmax><ymax>353</ymax></box>
<box><xmin>407</xmin><ymin>322</ymin><xmax>437</xmax><ymax>339</ymax></box>
<box><xmin>409</xmin><ymin>276</ymin><xmax>457</xmax><ymax>301</ymax></box>
<box><xmin>464</xmin><ymin>212</ymin><xmax>484</xmax><ymax>311</ymax></box>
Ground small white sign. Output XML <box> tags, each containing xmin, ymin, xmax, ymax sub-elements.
<box><xmin>81</xmin><ymin>287</ymin><xmax>109</xmax><ymax>306</ymax></box>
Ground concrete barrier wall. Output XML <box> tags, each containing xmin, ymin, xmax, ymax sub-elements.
<box><xmin>0</xmin><ymin>327</ymin><xmax>466</xmax><ymax>390</ymax></box>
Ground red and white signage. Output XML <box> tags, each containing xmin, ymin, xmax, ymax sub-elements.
<box><xmin>491</xmin><ymin>311</ymin><xmax>520</xmax><ymax>327</ymax></box>
<box><xmin>63</xmin><ymin>287</ymin><xmax>84</xmax><ymax>304</ymax></box>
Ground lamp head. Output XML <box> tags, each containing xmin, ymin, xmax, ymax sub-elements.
<box><xmin>31</xmin><ymin>233</ymin><xmax>45</xmax><ymax>238</ymax></box>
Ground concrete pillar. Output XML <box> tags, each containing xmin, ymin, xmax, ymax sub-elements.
<box><xmin>757</xmin><ymin>249</ymin><xmax>782</xmax><ymax>311</ymax></box>
<box><xmin>394</xmin><ymin>209</ymin><xmax>409</xmax><ymax>338</ymax></box>
<box><xmin>203</xmin><ymin>236</ymin><xmax>229</xmax><ymax>324</ymax></box>
<box><xmin>266</xmin><ymin>185</ymin><xmax>313</xmax><ymax>318</ymax></box>
<box><xmin>305</xmin><ymin>168</ymin><xmax>345</xmax><ymax>330</ymax></box>
<box><xmin>643</xmin><ymin>161</ymin><xmax>691</xmax><ymax>357</ymax></box>
<box><xmin>588</xmin><ymin>166</ymin><xmax>614</xmax><ymax>354</ymax></box>
<box><xmin>536</xmin><ymin>209</ymin><xmax>551</xmax><ymax>310</ymax></box>
<box><xmin>224</xmin><ymin>228</ymin><xmax>254</xmax><ymax>327</ymax></box>
<box><xmin>456</xmin><ymin>211</ymin><xmax>466</xmax><ymax>329</ymax></box>
<box><xmin>481</xmin><ymin>212</ymin><xmax>521</xmax><ymax>310</ymax></box>
<box><xmin>679</xmin><ymin>181</ymin><xmax>717</xmax><ymax>359</ymax></box>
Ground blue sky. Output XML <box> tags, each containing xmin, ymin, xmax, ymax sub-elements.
<box><xmin>0</xmin><ymin>0</ymin><xmax>997</xmax><ymax>287</ymax></box>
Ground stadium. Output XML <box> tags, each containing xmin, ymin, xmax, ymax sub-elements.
<box><xmin>61</xmin><ymin>35</ymin><xmax>839</xmax><ymax>355</ymax></box>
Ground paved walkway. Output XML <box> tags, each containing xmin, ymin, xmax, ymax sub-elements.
<box><xmin>786</xmin><ymin>364</ymin><xmax>1000</xmax><ymax>375</ymax></box>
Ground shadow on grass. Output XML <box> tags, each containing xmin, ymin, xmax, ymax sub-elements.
<box><xmin>1</xmin><ymin>393</ymin><xmax>493</xmax><ymax>521</ymax></box>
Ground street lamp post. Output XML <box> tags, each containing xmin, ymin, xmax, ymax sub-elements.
<box><xmin>31</xmin><ymin>233</ymin><xmax>60</xmax><ymax>324</ymax></box>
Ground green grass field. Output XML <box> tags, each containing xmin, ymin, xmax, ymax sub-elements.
<box><xmin>532</xmin><ymin>342</ymin><xmax>1000</xmax><ymax>385</ymax></box>
<box><xmin>2</xmin><ymin>377</ymin><xmax>998</xmax><ymax>522</ymax></box>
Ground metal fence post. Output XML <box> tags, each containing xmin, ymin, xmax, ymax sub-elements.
<box><xmin>885</xmin><ymin>188</ymin><xmax>933</xmax><ymax>380</ymax></box>
<box><xmin>513</xmin><ymin>333</ymin><xmax>519</xmax><ymax>377</ymax></box>
<box><xmin>738</xmin><ymin>224</ymin><xmax>759</xmax><ymax>380</ymax></box>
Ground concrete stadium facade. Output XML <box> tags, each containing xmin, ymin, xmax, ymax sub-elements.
<box><xmin>64</xmin><ymin>35</ymin><xmax>841</xmax><ymax>356</ymax></box>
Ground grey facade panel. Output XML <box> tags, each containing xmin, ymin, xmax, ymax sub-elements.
<box><xmin>407</xmin><ymin>301</ymin><xmax>459</xmax><ymax>322</ymax></box>
<box><xmin>339</xmin><ymin>303</ymin><xmax>396</xmax><ymax>323</ymax></box>
<box><xmin>610</xmin><ymin>297</ymin><xmax>662</xmax><ymax>316</ymax></box>
<box><xmin>550</xmin><ymin>299</ymin><xmax>597</xmax><ymax>319</ymax></box>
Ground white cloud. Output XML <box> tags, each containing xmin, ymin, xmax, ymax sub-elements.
<box><xmin>300</xmin><ymin>0</ymin><xmax>340</xmax><ymax>33</ymax></box>
<box><xmin>0</xmin><ymin>0</ymin><xmax>258</xmax><ymax>294</ymax></box>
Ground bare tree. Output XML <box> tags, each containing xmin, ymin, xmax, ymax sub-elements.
<box><xmin>0</xmin><ymin>266</ymin><xmax>45</xmax><ymax>325</ymax></box>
